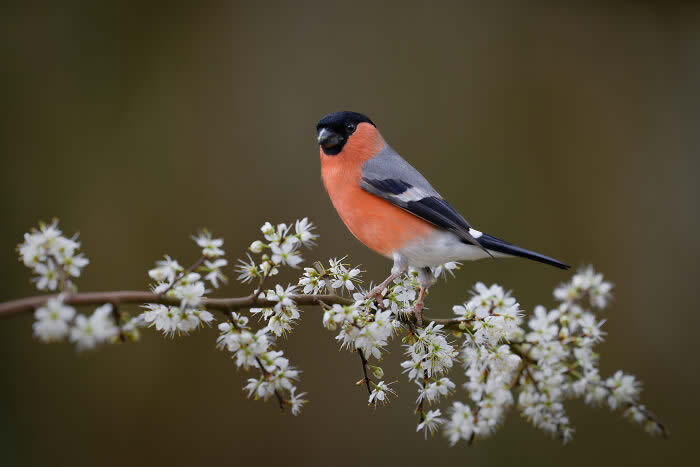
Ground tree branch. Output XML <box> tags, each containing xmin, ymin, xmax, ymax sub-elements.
<box><xmin>0</xmin><ymin>290</ymin><xmax>465</xmax><ymax>330</ymax></box>
<box><xmin>0</xmin><ymin>291</ymin><xmax>351</xmax><ymax>318</ymax></box>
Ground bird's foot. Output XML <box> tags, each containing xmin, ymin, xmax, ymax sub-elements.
<box><xmin>364</xmin><ymin>272</ymin><xmax>400</xmax><ymax>301</ymax></box>
<box><xmin>365</xmin><ymin>284</ymin><xmax>385</xmax><ymax>301</ymax></box>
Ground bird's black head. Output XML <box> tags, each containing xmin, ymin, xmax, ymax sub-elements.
<box><xmin>316</xmin><ymin>111</ymin><xmax>375</xmax><ymax>155</ymax></box>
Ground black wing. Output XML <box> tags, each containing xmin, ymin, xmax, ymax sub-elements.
<box><xmin>360</xmin><ymin>177</ymin><xmax>492</xmax><ymax>257</ymax></box>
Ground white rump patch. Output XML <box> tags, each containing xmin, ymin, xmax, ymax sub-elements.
<box><xmin>398</xmin><ymin>230</ymin><xmax>507</xmax><ymax>268</ymax></box>
<box><xmin>468</xmin><ymin>228</ymin><xmax>483</xmax><ymax>239</ymax></box>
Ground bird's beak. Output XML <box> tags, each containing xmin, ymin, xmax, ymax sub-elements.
<box><xmin>317</xmin><ymin>128</ymin><xmax>341</xmax><ymax>148</ymax></box>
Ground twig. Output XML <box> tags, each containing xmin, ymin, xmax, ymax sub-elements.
<box><xmin>565</xmin><ymin>368</ymin><xmax>669</xmax><ymax>439</ymax></box>
<box><xmin>417</xmin><ymin>369</ymin><xmax>428</xmax><ymax>422</ymax></box>
<box><xmin>47</xmin><ymin>254</ymin><xmax>73</xmax><ymax>293</ymax></box>
<box><xmin>110</xmin><ymin>303</ymin><xmax>126</xmax><ymax>342</ymax></box>
<box><xmin>158</xmin><ymin>254</ymin><xmax>206</xmax><ymax>296</ymax></box>
<box><xmin>255</xmin><ymin>356</ymin><xmax>285</xmax><ymax>412</ymax></box>
<box><xmin>357</xmin><ymin>349</ymin><xmax>372</xmax><ymax>396</ymax></box>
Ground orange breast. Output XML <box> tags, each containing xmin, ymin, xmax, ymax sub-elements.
<box><xmin>320</xmin><ymin>123</ymin><xmax>433</xmax><ymax>256</ymax></box>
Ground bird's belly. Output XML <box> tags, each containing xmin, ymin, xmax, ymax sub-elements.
<box><xmin>325</xmin><ymin>183</ymin><xmax>433</xmax><ymax>257</ymax></box>
<box><xmin>399</xmin><ymin>230</ymin><xmax>500</xmax><ymax>268</ymax></box>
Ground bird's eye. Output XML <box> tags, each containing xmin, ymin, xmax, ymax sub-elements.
<box><xmin>346</xmin><ymin>123</ymin><xmax>356</xmax><ymax>132</ymax></box>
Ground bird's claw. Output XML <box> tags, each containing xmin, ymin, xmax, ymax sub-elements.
<box><xmin>364</xmin><ymin>286</ymin><xmax>384</xmax><ymax>301</ymax></box>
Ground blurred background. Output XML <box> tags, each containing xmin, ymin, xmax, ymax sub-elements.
<box><xmin>1</xmin><ymin>1</ymin><xmax>698</xmax><ymax>466</ymax></box>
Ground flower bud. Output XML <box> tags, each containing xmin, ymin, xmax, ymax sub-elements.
<box><xmin>370</xmin><ymin>365</ymin><xmax>384</xmax><ymax>379</ymax></box>
<box><xmin>260</xmin><ymin>222</ymin><xmax>274</xmax><ymax>236</ymax></box>
<box><xmin>249</xmin><ymin>240</ymin><xmax>265</xmax><ymax>253</ymax></box>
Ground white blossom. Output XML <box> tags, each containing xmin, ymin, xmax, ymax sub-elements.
<box><xmin>605</xmin><ymin>371</ymin><xmax>640</xmax><ymax>409</ymax></box>
<box><xmin>330</xmin><ymin>266</ymin><xmax>361</xmax><ymax>292</ymax></box>
<box><xmin>299</xmin><ymin>267</ymin><xmax>326</xmax><ymax>294</ymax></box>
<box><xmin>259</xmin><ymin>259</ymin><xmax>279</xmax><ymax>278</ymax></box>
<box><xmin>148</xmin><ymin>256</ymin><xmax>182</xmax><ymax>283</ymax></box>
<box><xmin>69</xmin><ymin>303</ymin><xmax>119</xmax><ymax>350</ymax></box>
<box><xmin>33</xmin><ymin>295</ymin><xmax>76</xmax><ymax>342</ymax></box>
<box><xmin>433</xmin><ymin>261</ymin><xmax>460</xmax><ymax>280</ymax></box>
<box><xmin>444</xmin><ymin>402</ymin><xmax>477</xmax><ymax>445</ymax></box>
<box><xmin>265</xmin><ymin>284</ymin><xmax>297</xmax><ymax>311</ymax></box>
<box><xmin>270</xmin><ymin>242</ymin><xmax>303</xmax><ymax>268</ymax></box>
<box><xmin>417</xmin><ymin>377</ymin><xmax>456</xmax><ymax>404</ymax></box>
<box><xmin>368</xmin><ymin>381</ymin><xmax>396</xmax><ymax>406</ymax></box>
<box><xmin>289</xmin><ymin>388</ymin><xmax>307</xmax><ymax>415</ymax></box>
<box><xmin>173</xmin><ymin>279</ymin><xmax>207</xmax><ymax>309</ymax></box>
<box><xmin>417</xmin><ymin>409</ymin><xmax>445</xmax><ymax>439</ymax></box>
<box><xmin>235</xmin><ymin>255</ymin><xmax>260</xmax><ymax>284</ymax></box>
<box><xmin>192</xmin><ymin>231</ymin><xmax>225</xmax><ymax>258</ymax></box>
<box><xmin>202</xmin><ymin>258</ymin><xmax>228</xmax><ymax>288</ymax></box>
<box><xmin>554</xmin><ymin>266</ymin><xmax>613</xmax><ymax>309</ymax></box>
<box><xmin>141</xmin><ymin>304</ymin><xmax>179</xmax><ymax>337</ymax></box>
<box><xmin>33</xmin><ymin>262</ymin><xmax>60</xmax><ymax>291</ymax></box>
<box><xmin>294</xmin><ymin>218</ymin><xmax>318</xmax><ymax>246</ymax></box>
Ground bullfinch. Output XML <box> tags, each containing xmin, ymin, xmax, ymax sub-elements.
<box><xmin>316</xmin><ymin>110</ymin><xmax>568</xmax><ymax>325</ymax></box>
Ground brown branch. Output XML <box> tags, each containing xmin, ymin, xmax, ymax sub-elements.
<box><xmin>0</xmin><ymin>291</ymin><xmax>353</xmax><ymax>318</ymax></box>
<box><xmin>0</xmin><ymin>290</ymin><xmax>463</xmax><ymax>333</ymax></box>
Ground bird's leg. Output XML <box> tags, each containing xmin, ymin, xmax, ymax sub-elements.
<box><xmin>366</xmin><ymin>254</ymin><xmax>408</xmax><ymax>299</ymax></box>
<box><xmin>412</xmin><ymin>267</ymin><xmax>436</xmax><ymax>328</ymax></box>
<box><xmin>413</xmin><ymin>287</ymin><xmax>427</xmax><ymax>327</ymax></box>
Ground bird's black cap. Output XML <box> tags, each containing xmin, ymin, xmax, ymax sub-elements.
<box><xmin>316</xmin><ymin>111</ymin><xmax>375</xmax><ymax>131</ymax></box>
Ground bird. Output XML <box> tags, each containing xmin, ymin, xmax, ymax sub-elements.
<box><xmin>316</xmin><ymin>110</ymin><xmax>569</xmax><ymax>325</ymax></box>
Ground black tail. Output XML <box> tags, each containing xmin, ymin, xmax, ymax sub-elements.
<box><xmin>476</xmin><ymin>233</ymin><xmax>570</xmax><ymax>270</ymax></box>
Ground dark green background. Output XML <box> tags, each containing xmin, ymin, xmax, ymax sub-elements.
<box><xmin>1</xmin><ymin>2</ymin><xmax>697</xmax><ymax>466</ymax></box>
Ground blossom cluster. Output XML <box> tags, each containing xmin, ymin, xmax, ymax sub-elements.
<box><xmin>139</xmin><ymin>231</ymin><xmax>226</xmax><ymax>336</ymax></box>
<box><xmin>402</xmin><ymin>322</ymin><xmax>458</xmax><ymax>409</ymax></box>
<box><xmin>31</xmin><ymin>294</ymin><xmax>143</xmax><ymax>349</ymax></box>
<box><xmin>18</xmin><ymin>220</ymin><xmax>89</xmax><ymax>292</ymax></box>
<box><xmin>305</xmin><ymin>260</ymin><xmax>461</xmax><ymax>407</ymax></box>
<box><xmin>323</xmin><ymin>301</ymin><xmax>399</xmax><ymax>361</ymax></box>
<box><xmin>220</xmin><ymin>219</ymin><xmax>319</xmax><ymax>414</ymax></box>
<box><xmin>217</xmin><ymin>313</ymin><xmax>306</xmax><ymax>414</ymax></box>
<box><xmin>301</xmin><ymin>257</ymin><xmax>664</xmax><ymax>444</ymax></box>
<box><xmin>445</xmin><ymin>284</ymin><xmax>525</xmax><ymax>443</ymax></box>
<box><xmin>250</xmin><ymin>284</ymin><xmax>301</xmax><ymax>336</ymax></box>
<box><xmin>18</xmin><ymin>221</ymin><xmax>143</xmax><ymax>349</ymax></box>
<box><xmin>310</xmin><ymin>257</ymin><xmax>421</xmax><ymax>374</ymax></box>
<box><xmin>442</xmin><ymin>267</ymin><xmax>665</xmax><ymax>445</ymax></box>
<box><xmin>299</xmin><ymin>257</ymin><xmax>362</xmax><ymax>295</ymax></box>
<box><xmin>236</xmin><ymin>219</ymin><xmax>317</xmax><ymax>286</ymax></box>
